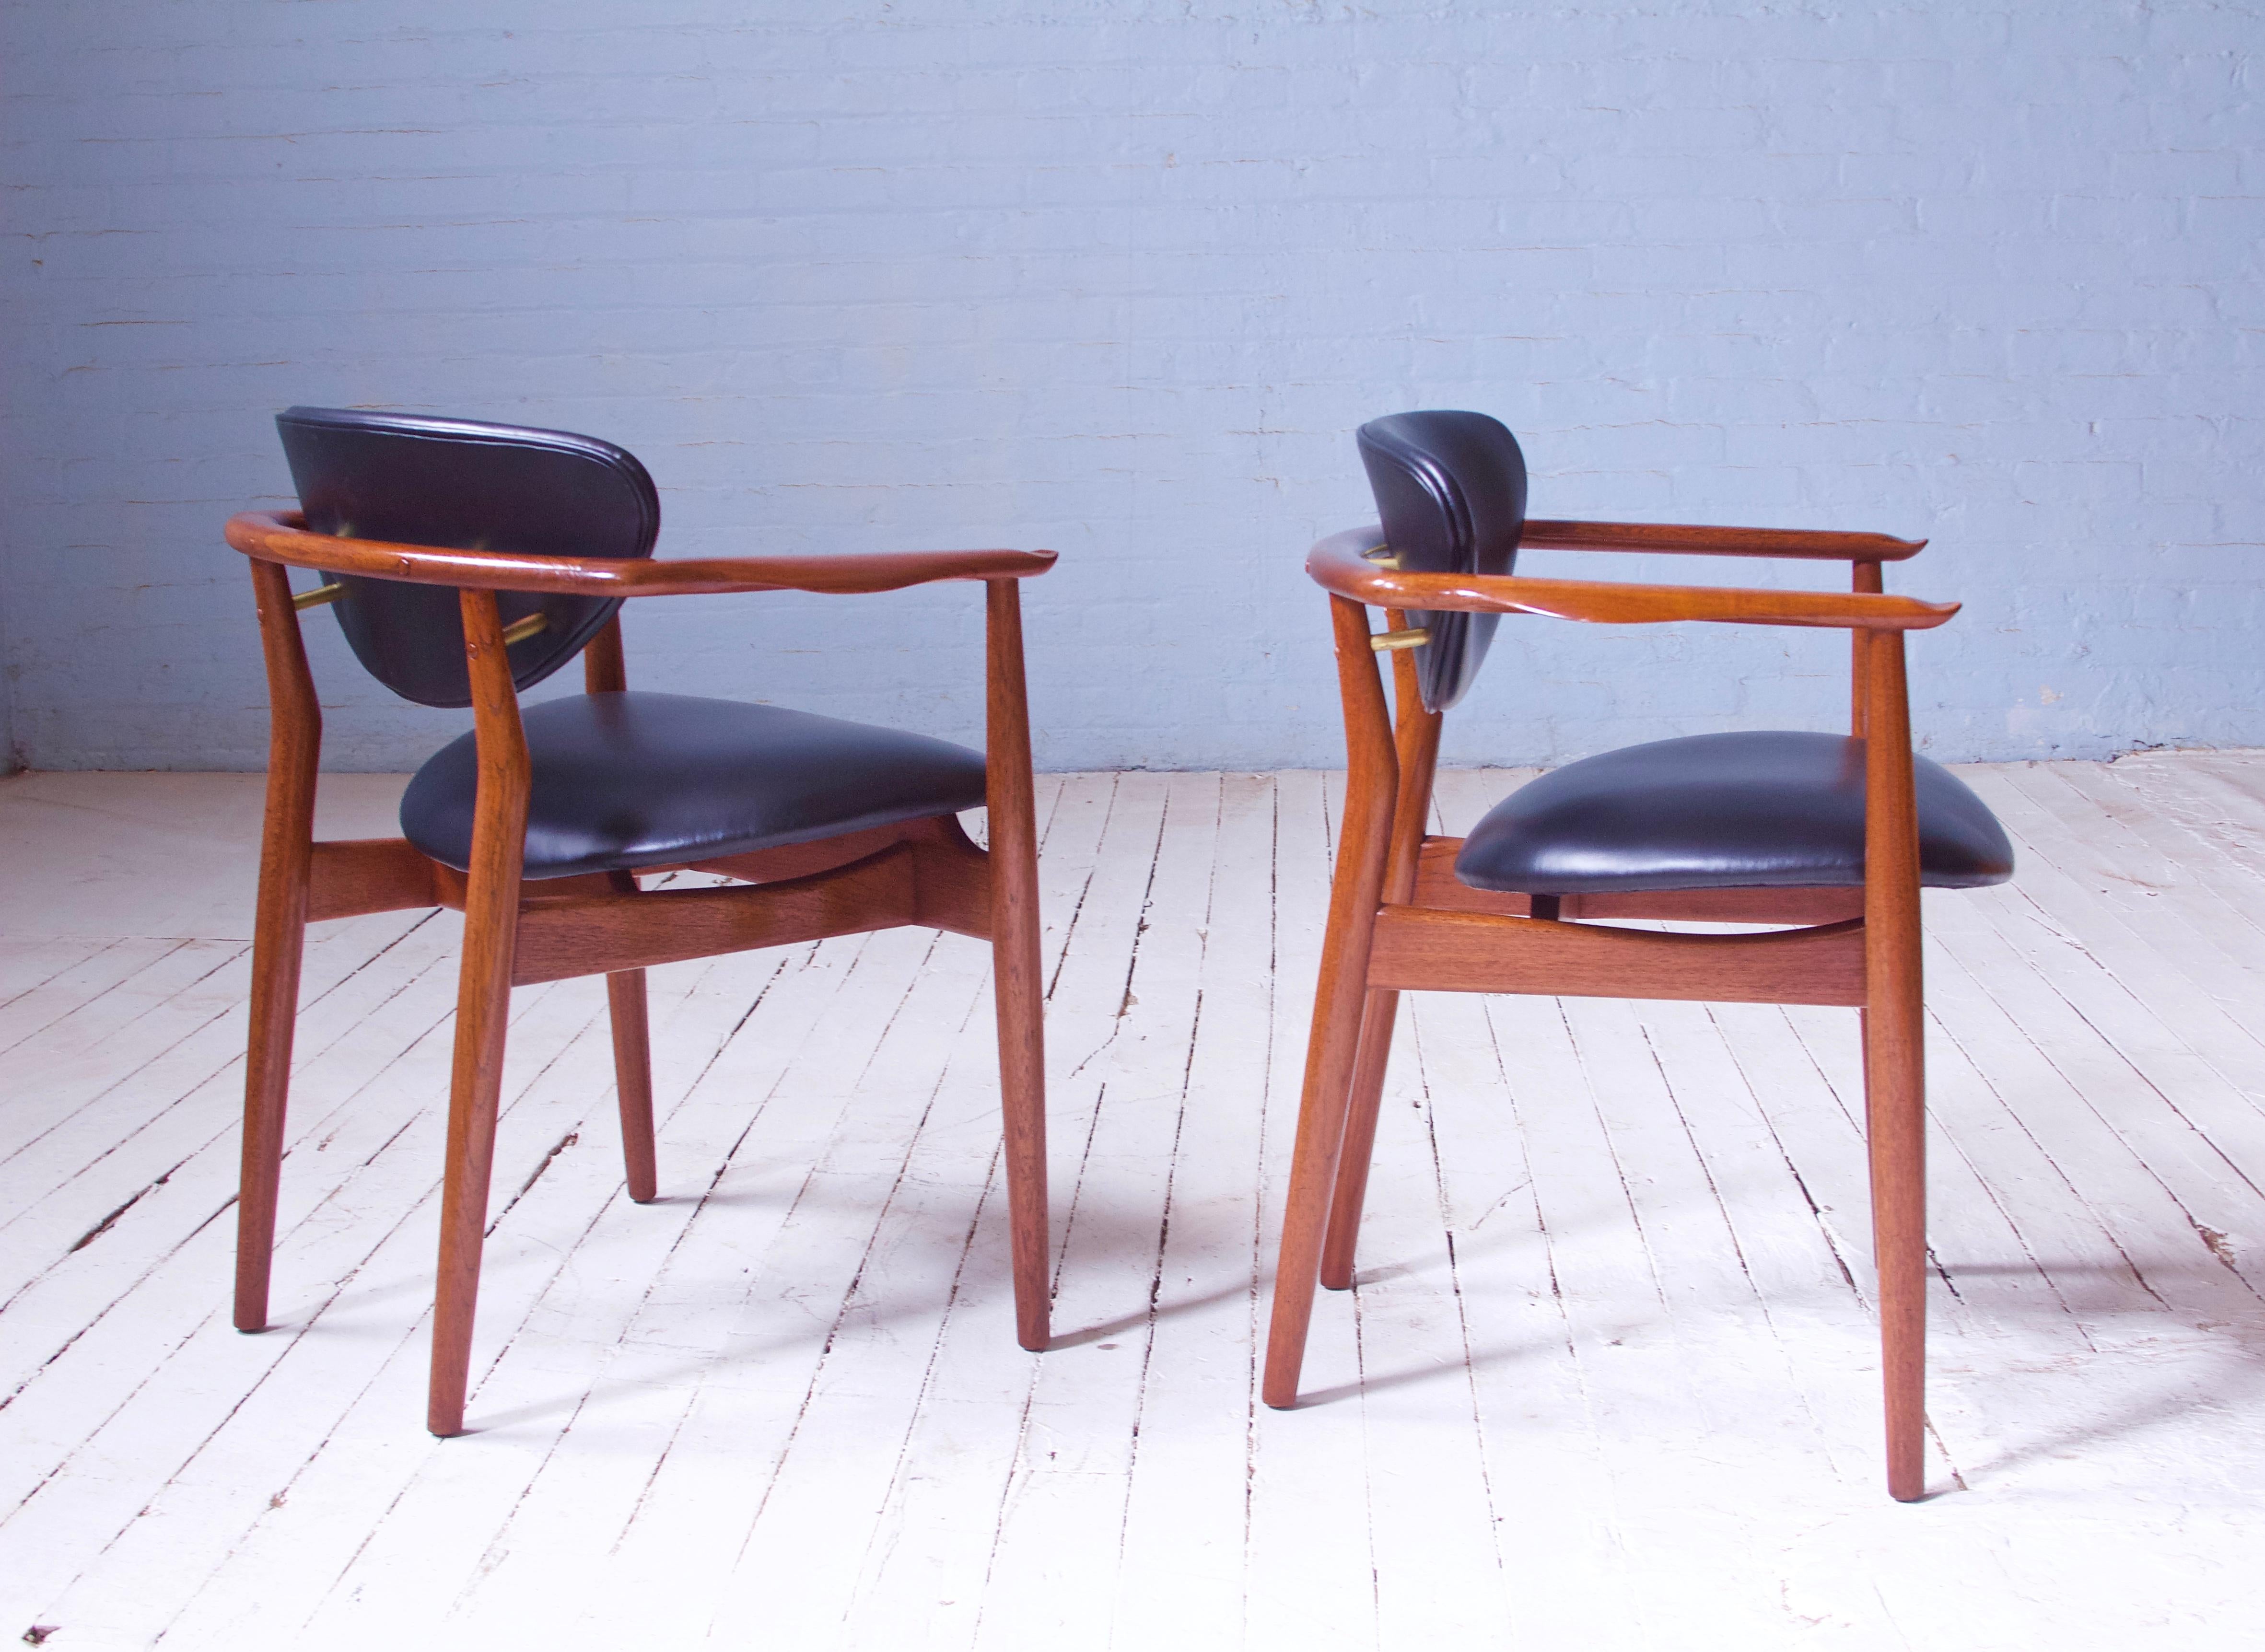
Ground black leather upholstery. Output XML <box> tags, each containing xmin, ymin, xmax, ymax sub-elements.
<box><xmin>1356</xmin><ymin>411</ymin><xmax>1527</xmax><ymax>713</ymax></box>
<box><xmin>276</xmin><ymin>407</ymin><xmax>658</xmax><ymax>708</ymax></box>
<box><xmin>400</xmin><ymin>691</ymin><xmax>990</xmax><ymax>880</ymax></box>
<box><xmin>1456</xmin><ymin>731</ymin><xmax>2015</xmax><ymax>895</ymax></box>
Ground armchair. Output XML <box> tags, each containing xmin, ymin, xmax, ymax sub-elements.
<box><xmin>226</xmin><ymin>407</ymin><xmax>1055</xmax><ymax>1435</ymax></box>
<box><xmin>1264</xmin><ymin>410</ymin><xmax>2013</xmax><ymax>1501</ymax></box>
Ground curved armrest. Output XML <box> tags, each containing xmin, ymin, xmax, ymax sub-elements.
<box><xmin>225</xmin><ymin>510</ymin><xmax>1057</xmax><ymax>595</ymax></box>
<box><xmin>1521</xmin><ymin>519</ymin><xmax>1926</xmax><ymax>561</ymax></box>
<box><xmin>1308</xmin><ymin>528</ymin><xmax>1957</xmax><ymax>631</ymax></box>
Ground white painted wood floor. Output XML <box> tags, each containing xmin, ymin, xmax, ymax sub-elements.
<box><xmin>2</xmin><ymin>757</ymin><xmax>2263</xmax><ymax>1651</ymax></box>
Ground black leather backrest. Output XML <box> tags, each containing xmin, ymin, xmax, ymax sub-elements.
<box><xmin>1355</xmin><ymin>410</ymin><xmax>1528</xmax><ymax>712</ymax></box>
<box><xmin>275</xmin><ymin>407</ymin><xmax>660</xmax><ymax>708</ymax></box>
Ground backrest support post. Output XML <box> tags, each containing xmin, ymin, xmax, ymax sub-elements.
<box><xmin>1382</xmin><ymin>625</ymin><xmax>1441</xmax><ymax>905</ymax></box>
<box><xmin>583</xmin><ymin>616</ymin><xmax>627</xmax><ymax>694</ymax></box>
<box><xmin>1851</xmin><ymin>559</ymin><xmax>1883</xmax><ymax>737</ymax></box>
<box><xmin>459</xmin><ymin>588</ymin><xmax>533</xmax><ymax>879</ymax></box>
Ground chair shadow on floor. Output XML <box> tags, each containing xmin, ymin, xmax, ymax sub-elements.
<box><xmin>1925</xmin><ymin>1253</ymin><xmax>2265</xmax><ymax>1485</ymax></box>
<box><xmin>410</xmin><ymin>1188</ymin><xmax>1269</xmax><ymax>1432</ymax></box>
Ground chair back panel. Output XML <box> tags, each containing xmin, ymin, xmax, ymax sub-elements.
<box><xmin>1355</xmin><ymin>410</ymin><xmax>1528</xmax><ymax>712</ymax></box>
<box><xmin>275</xmin><ymin>407</ymin><xmax>660</xmax><ymax>708</ymax></box>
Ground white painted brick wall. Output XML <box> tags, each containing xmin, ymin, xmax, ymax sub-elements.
<box><xmin>2</xmin><ymin>1</ymin><xmax>2258</xmax><ymax>772</ymax></box>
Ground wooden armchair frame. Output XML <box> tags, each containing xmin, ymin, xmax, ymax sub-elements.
<box><xmin>1266</xmin><ymin>520</ymin><xmax>1956</xmax><ymax>1502</ymax></box>
<box><xmin>226</xmin><ymin>510</ymin><xmax>1056</xmax><ymax>1436</ymax></box>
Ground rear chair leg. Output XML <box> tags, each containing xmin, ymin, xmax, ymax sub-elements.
<box><xmin>607</xmin><ymin>970</ymin><xmax>657</xmax><ymax>1202</ymax></box>
<box><xmin>604</xmin><ymin>874</ymin><xmax>657</xmax><ymax>1202</ymax></box>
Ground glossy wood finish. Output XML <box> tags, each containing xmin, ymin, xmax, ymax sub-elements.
<box><xmin>1307</xmin><ymin>526</ymin><xmax>1958</xmax><ymax>631</ymax></box>
<box><xmin>986</xmin><ymin>576</ymin><xmax>1052</xmax><ymax>1352</ymax></box>
<box><xmin>230</xmin><ymin>515</ymin><xmax>1056</xmax><ymax>1436</ymax></box>
<box><xmin>511</xmin><ymin>846</ymin><xmax>922</xmax><ymax>986</ymax></box>
<box><xmin>233</xmin><ymin>558</ymin><xmax>321</xmax><ymax>1334</ymax></box>
<box><xmin>585</xmin><ymin>628</ymin><xmax>655</xmax><ymax>1201</ymax></box>
<box><xmin>1852</xmin><ymin>559</ymin><xmax>1883</xmax><ymax>738</ymax></box>
<box><xmin>583</xmin><ymin>615</ymin><xmax>628</xmax><ymax>694</ymax></box>
<box><xmin>226</xmin><ymin>509</ymin><xmax>1056</xmax><ymax>597</ymax></box>
<box><xmin>304</xmin><ymin>837</ymin><xmax>462</xmax><ymax>921</ymax></box>
<box><xmin>1367</xmin><ymin>908</ymin><xmax>1869</xmax><ymax>1005</ymax></box>
<box><xmin>1863</xmin><ymin>628</ymin><xmax>1929</xmax><ymax>1501</ymax></box>
<box><xmin>1268</xmin><ymin>523</ymin><xmax>1962</xmax><ymax>1501</ymax></box>
<box><xmin>1320</xmin><ymin>641</ymin><xmax>1437</xmax><ymax>1292</ymax></box>
<box><xmin>607</xmin><ymin>966</ymin><xmax>658</xmax><ymax>1203</ymax></box>
<box><xmin>1521</xmin><ymin>518</ymin><xmax>1926</xmax><ymax>561</ymax></box>
<box><xmin>1261</xmin><ymin>594</ymin><xmax>1401</xmax><ymax>1408</ymax></box>
<box><xmin>604</xmin><ymin>868</ymin><xmax>658</xmax><ymax>1206</ymax></box>
<box><xmin>427</xmin><ymin>588</ymin><xmax>532</xmax><ymax>1437</ymax></box>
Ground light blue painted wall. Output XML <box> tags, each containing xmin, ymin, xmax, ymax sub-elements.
<box><xmin>3</xmin><ymin>1</ymin><xmax>2258</xmax><ymax>774</ymax></box>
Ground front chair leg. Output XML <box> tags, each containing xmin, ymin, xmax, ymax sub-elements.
<box><xmin>234</xmin><ymin>844</ymin><xmax>309</xmax><ymax>1332</ymax></box>
<box><xmin>427</xmin><ymin>885</ymin><xmax>517</xmax><ymax>1437</ymax></box>
<box><xmin>429</xmin><ymin>588</ymin><xmax>529</xmax><ymax>1437</ymax></box>
<box><xmin>236</xmin><ymin>557</ymin><xmax>320</xmax><ymax>1334</ymax></box>
<box><xmin>1261</xmin><ymin>928</ymin><xmax>1372</xmax><ymax>1407</ymax></box>
<box><xmin>1264</xmin><ymin>590</ymin><xmax>1400</xmax><ymax>1409</ymax></box>
<box><xmin>1319</xmin><ymin>988</ymin><xmax>1401</xmax><ymax>1291</ymax></box>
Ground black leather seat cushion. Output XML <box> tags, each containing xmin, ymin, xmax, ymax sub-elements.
<box><xmin>1456</xmin><ymin>730</ymin><xmax>2014</xmax><ymax>895</ymax></box>
<box><xmin>401</xmin><ymin>691</ymin><xmax>989</xmax><ymax>880</ymax></box>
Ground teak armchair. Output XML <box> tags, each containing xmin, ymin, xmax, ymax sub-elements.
<box><xmin>1264</xmin><ymin>411</ymin><xmax>2013</xmax><ymax>1501</ymax></box>
<box><xmin>227</xmin><ymin>407</ymin><xmax>1055</xmax><ymax>1435</ymax></box>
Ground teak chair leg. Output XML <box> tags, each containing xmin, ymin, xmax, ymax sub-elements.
<box><xmin>428</xmin><ymin>907</ymin><xmax>514</xmax><ymax>1437</ymax></box>
<box><xmin>986</xmin><ymin>577</ymin><xmax>1051</xmax><ymax>1352</ymax></box>
<box><xmin>603</xmin><ymin>871</ymin><xmax>657</xmax><ymax>1204</ymax></box>
<box><xmin>607</xmin><ymin>969</ymin><xmax>657</xmax><ymax>1203</ymax></box>
<box><xmin>236</xmin><ymin>558</ymin><xmax>320</xmax><ymax>1334</ymax></box>
<box><xmin>1864</xmin><ymin>626</ymin><xmax>1929</xmax><ymax>1501</ymax></box>
<box><xmin>1264</xmin><ymin>593</ymin><xmax>1399</xmax><ymax>1408</ymax></box>
<box><xmin>428</xmin><ymin>591</ymin><xmax>530</xmax><ymax>1438</ymax></box>
<box><xmin>234</xmin><ymin>800</ymin><xmax>310</xmax><ymax>1332</ymax></box>
<box><xmin>1866</xmin><ymin>993</ymin><xmax>1928</xmax><ymax>1501</ymax></box>
<box><xmin>1262</xmin><ymin>900</ymin><xmax>1376</xmax><ymax>1406</ymax></box>
<box><xmin>1319</xmin><ymin>988</ymin><xmax>1401</xmax><ymax>1291</ymax></box>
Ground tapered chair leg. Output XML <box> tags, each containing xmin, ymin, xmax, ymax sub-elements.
<box><xmin>1865</xmin><ymin>997</ymin><xmax>1929</xmax><ymax>1501</ymax></box>
<box><xmin>234</xmin><ymin>844</ymin><xmax>309</xmax><ymax>1333</ymax></box>
<box><xmin>993</xmin><ymin>910</ymin><xmax>1049</xmax><ymax>1352</ymax></box>
<box><xmin>1261</xmin><ymin>930</ymin><xmax>1373</xmax><ymax>1407</ymax></box>
<box><xmin>1319</xmin><ymin>989</ymin><xmax>1401</xmax><ymax>1291</ymax></box>
<box><xmin>429</xmin><ymin>588</ymin><xmax>530</xmax><ymax>1438</ymax></box>
<box><xmin>1263</xmin><ymin>591</ymin><xmax>1400</xmax><ymax>1409</ymax></box>
<box><xmin>607</xmin><ymin>969</ymin><xmax>657</xmax><ymax>1203</ymax></box>
<box><xmin>1863</xmin><ymin>624</ymin><xmax>1930</xmax><ymax>1501</ymax></box>
<box><xmin>236</xmin><ymin>557</ymin><xmax>319</xmax><ymax>1336</ymax></box>
<box><xmin>985</xmin><ymin>576</ymin><xmax>1051</xmax><ymax>1351</ymax></box>
<box><xmin>428</xmin><ymin>890</ymin><xmax>518</xmax><ymax>1438</ymax></box>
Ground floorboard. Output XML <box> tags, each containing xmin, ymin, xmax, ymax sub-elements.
<box><xmin>2</xmin><ymin>761</ymin><xmax>2263</xmax><ymax>1650</ymax></box>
